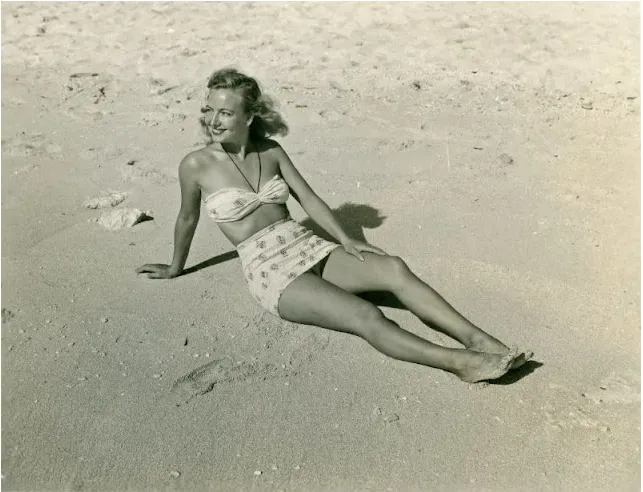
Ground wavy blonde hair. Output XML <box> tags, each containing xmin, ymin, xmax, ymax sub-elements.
<box><xmin>199</xmin><ymin>67</ymin><xmax>289</xmax><ymax>142</ymax></box>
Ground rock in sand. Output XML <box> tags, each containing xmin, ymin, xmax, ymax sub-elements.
<box><xmin>92</xmin><ymin>208</ymin><xmax>153</xmax><ymax>230</ymax></box>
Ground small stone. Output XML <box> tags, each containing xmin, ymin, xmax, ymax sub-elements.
<box><xmin>77</xmin><ymin>377</ymin><xmax>87</xmax><ymax>381</ymax></box>
<box><xmin>254</xmin><ymin>470</ymin><xmax>262</xmax><ymax>476</ymax></box>
<box><xmin>599</xmin><ymin>425</ymin><xmax>610</xmax><ymax>433</ymax></box>
<box><xmin>101</xmin><ymin>317</ymin><xmax>108</xmax><ymax>323</ymax></box>
<box><xmin>127</xmin><ymin>159</ymin><xmax>137</xmax><ymax>166</ymax></box>
<box><xmin>152</xmin><ymin>373</ymin><xmax>162</xmax><ymax>379</ymax></box>
<box><xmin>294</xmin><ymin>465</ymin><xmax>301</xmax><ymax>470</ymax></box>
<box><xmin>169</xmin><ymin>470</ymin><xmax>181</xmax><ymax>478</ymax></box>
<box><xmin>271</xmin><ymin>465</ymin><xmax>278</xmax><ymax>471</ymax></box>
<box><xmin>46</xmin><ymin>319</ymin><xmax>51</xmax><ymax>324</ymax></box>
<box><xmin>498</xmin><ymin>153</ymin><xmax>514</xmax><ymax>166</ymax></box>
<box><xmin>383</xmin><ymin>413</ymin><xmax>400</xmax><ymax>423</ymax></box>
<box><xmin>581</xmin><ymin>101</ymin><xmax>593</xmax><ymax>110</ymax></box>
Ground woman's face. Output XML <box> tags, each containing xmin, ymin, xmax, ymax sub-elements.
<box><xmin>202</xmin><ymin>89</ymin><xmax>252</xmax><ymax>143</ymax></box>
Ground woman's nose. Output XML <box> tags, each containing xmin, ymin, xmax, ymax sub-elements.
<box><xmin>209</xmin><ymin>113</ymin><xmax>218</xmax><ymax>126</ymax></box>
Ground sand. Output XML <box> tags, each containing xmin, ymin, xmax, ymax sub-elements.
<box><xmin>1</xmin><ymin>2</ymin><xmax>640</xmax><ymax>491</ymax></box>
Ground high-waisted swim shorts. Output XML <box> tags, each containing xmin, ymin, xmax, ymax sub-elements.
<box><xmin>236</xmin><ymin>218</ymin><xmax>340</xmax><ymax>317</ymax></box>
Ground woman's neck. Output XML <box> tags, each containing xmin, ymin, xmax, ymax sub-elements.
<box><xmin>219</xmin><ymin>139</ymin><xmax>252</xmax><ymax>160</ymax></box>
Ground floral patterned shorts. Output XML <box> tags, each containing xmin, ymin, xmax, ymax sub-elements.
<box><xmin>236</xmin><ymin>218</ymin><xmax>340</xmax><ymax>317</ymax></box>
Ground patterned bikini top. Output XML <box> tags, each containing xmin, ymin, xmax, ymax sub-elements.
<box><xmin>202</xmin><ymin>174</ymin><xmax>290</xmax><ymax>222</ymax></box>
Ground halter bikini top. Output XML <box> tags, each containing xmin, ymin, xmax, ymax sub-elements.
<box><xmin>202</xmin><ymin>147</ymin><xmax>289</xmax><ymax>223</ymax></box>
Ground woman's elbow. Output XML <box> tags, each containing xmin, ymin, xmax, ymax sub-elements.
<box><xmin>177</xmin><ymin>210</ymin><xmax>200</xmax><ymax>226</ymax></box>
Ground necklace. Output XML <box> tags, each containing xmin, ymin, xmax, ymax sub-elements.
<box><xmin>222</xmin><ymin>144</ymin><xmax>261</xmax><ymax>193</ymax></box>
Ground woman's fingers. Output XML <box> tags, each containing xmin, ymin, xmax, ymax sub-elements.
<box><xmin>349</xmin><ymin>247</ymin><xmax>365</xmax><ymax>262</ymax></box>
<box><xmin>363</xmin><ymin>244</ymin><xmax>387</xmax><ymax>255</ymax></box>
<box><xmin>136</xmin><ymin>264</ymin><xmax>164</xmax><ymax>274</ymax></box>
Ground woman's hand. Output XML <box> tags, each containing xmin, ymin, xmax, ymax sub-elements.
<box><xmin>136</xmin><ymin>264</ymin><xmax>181</xmax><ymax>279</ymax></box>
<box><xmin>341</xmin><ymin>239</ymin><xmax>387</xmax><ymax>262</ymax></box>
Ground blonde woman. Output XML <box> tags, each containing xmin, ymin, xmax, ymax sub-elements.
<box><xmin>137</xmin><ymin>68</ymin><xmax>532</xmax><ymax>383</ymax></box>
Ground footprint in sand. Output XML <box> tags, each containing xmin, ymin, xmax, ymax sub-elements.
<box><xmin>170</xmin><ymin>357</ymin><xmax>279</xmax><ymax>406</ymax></box>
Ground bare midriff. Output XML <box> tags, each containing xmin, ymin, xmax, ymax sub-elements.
<box><xmin>217</xmin><ymin>203</ymin><xmax>291</xmax><ymax>247</ymax></box>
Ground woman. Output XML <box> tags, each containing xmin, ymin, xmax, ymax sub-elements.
<box><xmin>137</xmin><ymin>68</ymin><xmax>532</xmax><ymax>383</ymax></box>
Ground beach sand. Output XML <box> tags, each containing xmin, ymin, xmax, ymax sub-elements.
<box><xmin>1</xmin><ymin>2</ymin><xmax>640</xmax><ymax>490</ymax></box>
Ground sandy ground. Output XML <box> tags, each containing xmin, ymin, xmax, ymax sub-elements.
<box><xmin>1</xmin><ymin>2</ymin><xmax>640</xmax><ymax>491</ymax></box>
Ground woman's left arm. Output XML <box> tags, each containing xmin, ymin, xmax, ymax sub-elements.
<box><xmin>275</xmin><ymin>143</ymin><xmax>386</xmax><ymax>261</ymax></box>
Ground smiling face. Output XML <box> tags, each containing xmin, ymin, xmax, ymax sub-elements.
<box><xmin>201</xmin><ymin>88</ymin><xmax>253</xmax><ymax>145</ymax></box>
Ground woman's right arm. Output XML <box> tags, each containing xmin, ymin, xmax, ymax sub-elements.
<box><xmin>137</xmin><ymin>154</ymin><xmax>201</xmax><ymax>279</ymax></box>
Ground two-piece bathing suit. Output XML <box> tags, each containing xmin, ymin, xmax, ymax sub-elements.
<box><xmin>202</xmin><ymin>149</ymin><xmax>339</xmax><ymax>317</ymax></box>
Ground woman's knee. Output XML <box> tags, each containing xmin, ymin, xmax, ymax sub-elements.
<box><xmin>352</xmin><ymin>302</ymin><xmax>386</xmax><ymax>337</ymax></box>
<box><xmin>383</xmin><ymin>255</ymin><xmax>411</xmax><ymax>287</ymax></box>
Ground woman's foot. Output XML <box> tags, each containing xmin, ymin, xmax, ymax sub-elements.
<box><xmin>454</xmin><ymin>348</ymin><xmax>533</xmax><ymax>383</ymax></box>
<box><xmin>465</xmin><ymin>333</ymin><xmax>510</xmax><ymax>354</ymax></box>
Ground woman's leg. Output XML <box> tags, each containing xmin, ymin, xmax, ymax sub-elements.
<box><xmin>277</xmin><ymin>272</ymin><xmax>526</xmax><ymax>383</ymax></box>
<box><xmin>321</xmin><ymin>249</ymin><xmax>513</xmax><ymax>354</ymax></box>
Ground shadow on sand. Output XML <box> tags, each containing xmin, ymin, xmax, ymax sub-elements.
<box><xmin>488</xmin><ymin>360</ymin><xmax>544</xmax><ymax>385</ymax></box>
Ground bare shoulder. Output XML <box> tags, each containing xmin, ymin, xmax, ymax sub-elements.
<box><xmin>179</xmin><ymin>148</ymin><xmax>208</xmax><ymax>170</ymax></box>
<box><xmin>178</xmin><ymin>147</ymin><xmax>219</xmax><ymax>176</ymax></box>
